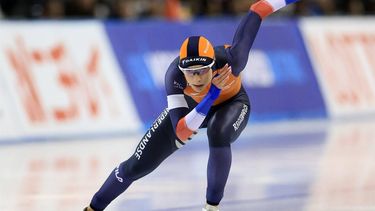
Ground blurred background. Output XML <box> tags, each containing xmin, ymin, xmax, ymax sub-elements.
<box><xmin>1</xmin><ymin>0</ymin><xmax>375</xmax><ymax>211</ymax></box>
<box><xmin>0</xmin><ymin>0</ymin><xmax>374</xmax><ymax>20</ymax></box>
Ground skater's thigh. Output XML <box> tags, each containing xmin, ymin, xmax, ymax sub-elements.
<box><xmin>123</xmin><ymin>110</ymin><xmax>181</xmax><ymax>180</ymax></box>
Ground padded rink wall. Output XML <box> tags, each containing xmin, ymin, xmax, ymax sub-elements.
<box><xmin>0</xmin><ymin>18</ymin><xmax>374</xmax><ymax>142</ymax></box>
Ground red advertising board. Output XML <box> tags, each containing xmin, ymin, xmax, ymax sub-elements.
<box><xmin>0</xmin><ymin>22</ymin><xmax>141</xmax><ymax>140</ymax></box>
<box><xmin>301</xmin><ymin>18</ymin><xmax>375</xmax><ymax>118</ymax></box>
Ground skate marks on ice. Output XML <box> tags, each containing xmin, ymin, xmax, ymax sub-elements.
<box><xmin>1</xmin><ymin>120</ymin><xmax>375</xmax><ymax>211</ymax></box>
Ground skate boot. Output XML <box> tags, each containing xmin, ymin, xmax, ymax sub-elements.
<box><xmin>83</xmin><ymin>206</ymin><xmax>95</xmax><ymax>211</ymax></box>
<box><xmin>202</xmin><ymin>204</ymin><xmax>219</xmax><ymax>211</ymax></box>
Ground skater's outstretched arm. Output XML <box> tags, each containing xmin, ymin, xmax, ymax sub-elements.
<box><xmin>226</xmin><ymin>0</ymin><xmax>299</xmax><ymax>76</ymax></box>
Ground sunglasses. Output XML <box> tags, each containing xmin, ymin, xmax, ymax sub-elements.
<box><xmin>179</xmin><ymin>63</ymin><xmax>214</xmax><ymax>76</ymax></box>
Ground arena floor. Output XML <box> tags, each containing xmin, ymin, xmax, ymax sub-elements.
<box><xmin>1</xmin><ymin>119</ymin><xmax>375</xmax><ymax>211</ymax></box>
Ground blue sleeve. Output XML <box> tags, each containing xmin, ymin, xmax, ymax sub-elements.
<box><xmin>226</xmin><ymin>12</ymin><xmax>262</xmax><ymax>76</ymax></box>
<box><xmin>195</xmin><ymin>85</ymin><xmax>220</xmax><ymax>115</ymax></box>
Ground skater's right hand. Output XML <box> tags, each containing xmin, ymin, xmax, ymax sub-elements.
<box><xmin>211</xmin><ymin>63</ymin><xmax>232</xmax><ymax>90</ymax></box>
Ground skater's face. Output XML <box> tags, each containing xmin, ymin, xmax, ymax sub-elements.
<box><xmin>182</xmin><ymin>65</ymin><xmax>212</xmax><ymax>92</ymax></box>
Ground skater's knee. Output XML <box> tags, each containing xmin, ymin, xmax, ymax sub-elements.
<box><xmin>121</xmin><ymin>159</ymin><xmax>150</xmax><ymax>181</ymax></box>
<box><xmin>207</xmin><ymin>125</ymin><xmax>232</xmax><ymax>147</ymax></box>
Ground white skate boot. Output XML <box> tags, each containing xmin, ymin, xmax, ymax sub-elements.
<box><xmin>202</xmin><ymin>204</ymin><xmax>219</xmax><ymax>211</ymax></box>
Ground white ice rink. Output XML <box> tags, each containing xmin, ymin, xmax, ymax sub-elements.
<box><xmin>1</xmin><ymin>119</ymin><xmax>375</xmax><ymax>211</ymax></box>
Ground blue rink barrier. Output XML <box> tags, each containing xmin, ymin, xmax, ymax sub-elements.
<box><xmin>104</xmin><ymin>18</ymin><xmax>327</xmax><ymax>125</ymax></box>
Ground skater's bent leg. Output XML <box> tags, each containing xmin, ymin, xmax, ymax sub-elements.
<box><xmin>90</xmin><ymin>110</ymin><xmax>181</xmax><ymax>210</ymax></box>
<box><xmin>206</xmin><ymin>102</ymin><xmax>250</xmax><ymax>205</ymax></box>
